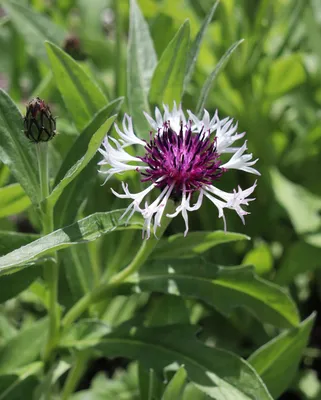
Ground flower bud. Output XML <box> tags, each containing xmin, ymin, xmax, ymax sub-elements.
<box><xmin>63</xmin><ymin>34</ymin><xmax>86</xmax><ymax>61</ymax></box>
<box><xmin>24</xmin><ymin>97</ymin><xmax>56</xmax><ymax>143</ymax></box>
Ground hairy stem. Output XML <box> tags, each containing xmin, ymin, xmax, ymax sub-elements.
<box><xmin>36</xmin><ymin>143</ymin><xmax>60</xmax><ymax>363</ymax></box>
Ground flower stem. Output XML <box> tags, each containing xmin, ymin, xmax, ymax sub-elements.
<box><xmin>36</xmin><ymin>143</ymin><xmax>60</xmax><ymax>362</ymax></box>
<box><xmin>61</xmin><ymin>351</ymin><xmax>89</xmax><ymax>400</ymax></box>
<box><xmin>62</xmin><ymin>206</ymin><xmax>174</xmax><ymax>329</ymax></box>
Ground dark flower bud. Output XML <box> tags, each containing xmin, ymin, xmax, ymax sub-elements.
<box><xmin>63</xmin><ymin>34</ymin><xmax>86</xmax><ymax>61</ymax></box>
<box><xmin>24</xmin><ymin>97</ymin><xmax>56</xmax><ymax>143</ymax></box>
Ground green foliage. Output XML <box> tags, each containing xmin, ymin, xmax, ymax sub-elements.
<box><xmin>0</xmin><ymin>0</ymin><xmax>319</xmax><ymax>398</ymax></box>
<box><xmin>0</xmin><ymin>90</ymin><xmax>38</xmax><ymax>204</ymax></box>
<box><xmin>127</xmin><ymin>0</ymin><xmax>157</xmax><ymax>138</ymax></box>
<box><xmin>249</xmin><ymin>314</ymin><xmax>315</xmax><ymax>398</ymax></box>
<box><xmin>149</xmin><ymin>20</ymin><xmax>190</xmax><ymax>106</ymax></box>
<box><xmin>46</xmin><ymin>42</ymin><xmax>108</xmax><ymax>132</ymax></box>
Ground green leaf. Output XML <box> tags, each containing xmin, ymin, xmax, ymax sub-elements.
<box><xmin>45</xmin><ymin>42</ymin><xmax>108</xmax><ymax>131</ymax></box>
<box><xmin>265</xmin><ymin>54</ymin><xmax>306</xmax><ymax>97</ymax></box>
<box><xmin>184</xmin><ymin>2</ymin><xmax>219</xmax><ymax>88</ymax></box>
<box><xmin>242</xmin><ymin>243</ymin><xmax>273</xmax><ymax>276</ymax></box>
<box><xmin>70</xmin><ymin>365</ymin><xmax>139</xmax><ymax>400</ymax></box>
<box><xmin>3</xmin><ymin>1</ymin><xmax>65</xmax><ymax>60</ymax></box>
<box><xmin>149</xmin><ymin>21</ymin><xmax>190</xmax><ymax>106</ymax></box>
<box><xmin>0</xmin><ymin>373</ymin><xmax>38</xmax><ymax>400</ymax></box>
<box><xmin>162</xmin><ymin>367</ymin><xmax>187</xmax><ymax>400</ymax></box>
<box><xmin>0</xmin><ymin>265</ymin><xmax>42</xmax><ymax>303</ymax></box>
<box><xmin>63</xmin><ymin>245</ymin><xmax>93</xmax><ymax>301</ymax></box>
<box><xmin>152</xmin><ymin>231</ymin><xmax>249</xmax><ymax>260</ymax></box>
<box><xmin>0</xmin><ymin>210</ymin><xmax>143</xmax><ymax>275</ymax></box>
<box><xmin>275</xmin><ymin>241</ymin><xmax>321</xmax><ymax>285</ymax></box>
<box><xmin>33</xmin><ymin>361</ymin><xmax>70</xmax><ymax>400</ymax></box>
<box><xmin>120</xmin><ymin>260</ymin><xmax>299</xmax><ymax>328</ymax></box>
<box><xmin>53</xmin><ymin>100</ymin><xmax>123</xmax><ymax>228</ymax></box>
<box><xmin>196</xmin><ymin>39</ymin><xmax>243</xmax><ymax>116</ymax></box>
<box><xmin>0</xmin><ymin>183</ymin><xmax>31</xmax><ymax>218</ymax></box>
<box><xmin>138</xmin><ymin>365</ymin><xmax>164</xmax><ymax>400</ymax></box>
<box><xmin>0</xmin><ymin>319</ymin><xmax>47</xmax><ymax>374</ymax></box>
<box><xmin>248</xmin><ymin>313</ymin><xmax>315</xmax><ymax>399</ymax></box>
<box><xmin>54</xmin><ymin>167</ymin><xmax>94</xmax><ymax>229</ymax></box>
<box><xmin>270</xmin><ymin>168</ymin><xmax>321</xmax><ymax>234</ymax></box>
<box><xmin>145</xmin><ymin>295</ymin><xmax>190</xmax><ymax>327</ymax></box>
<box><xmin>54</xmin><ymin>99</ymin><xmax>123</xmax><ymax>186</ymax></box>
<box><xmin>127</xmin><ymin>0</ymin><xmax>157</xmax><ymax>138</ymax></box>
<box><xmin>183</xmin><ymin>383</ymin><xmax>207</xmax><ymax>400</ymax></box>
<box><xmin>61</xmin><ymin>319</ymin><xmax>111</xmax><ymax>349</ymax></box>
<box><xmin>47</xmin><ymin>114</ymin><xmax>117</xmax><ymax>209</ymax></box>
<box><xmin>95</xmin><ymin>324</ymin><xmax>273</xmax><ymax>399</ymax></box>
<box><xmin>0</xmin><ymin>231</ymin><xmax>39</xmax><ymax>256</ymax></box>
<box><xmin>0</xmin><ymin>90</ymin><xmax>39</xmax><ymax>204</ymax></box>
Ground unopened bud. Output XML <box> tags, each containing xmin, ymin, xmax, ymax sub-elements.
<box><xmin>63</xmin><ymin>34</ymin><xmax>86</xmax><ymax>61</ymax></box>
<box><xmin>23</xmin><ymin>97</ymin><xmax>56</xmax><ymax>143</ymax></box>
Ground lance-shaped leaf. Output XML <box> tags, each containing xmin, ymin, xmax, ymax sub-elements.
<box><xmin>0</xmin><ymin>90</ymin><xmax>39</xmax><ymax>204</ymax></box>
<box><xmin>184</xmin><ymin>1</ymin><xmax>219</xmax><ymax>89</ymax></box>
<box><xmin>127</xmin><ymin>0</ymin><xmax>157</xmax><ymax>138</ymax></box>
<box><xmin>46</xmin><ymin>42</ymin><xmax>108</xmax><ymax>132</ymax></box>
<box><xmin>162</xmin><ymin>367</ymin><xmax>187</xmax><ymax>400</ymax></box>
<box><xmin>270</xmin><ymin>168</ymin><xmax>321</xmax><ymax>235</ymax></box>
<box><xmin>118</xmin><ymin>260</ymin><xmax>299</xmax><ymax>329</ymax></box>
<box><xmin>196</xmin><ymin>39</ymin><xmax>244</xmax><ymax>116</ymax></box>
<box><xmin>54</xmin><ymin>98</ymin><xmax>123</xmax><ymax>185</ymax></box>
<box><xmin>152</xmin><ymin>231</ymin><xmax>249</xmax><ymax>259</ymax></box>
<box><xmin>53</xmin><ymin>99</ymin><xmax>123</xmax><ymax>228</ymax></box>
<box><xmin>3</xmin><ymin>1</ymin><xmax>65</xmax><ymax>60</ymax></box>
<box><xmin>0</xmin><ymin>231</ymin><xmax>39</xmax><ymax>257</ymax></box>
<box><xmin>0</xmin><ymin>183</ymin><xmax>31</xmax><ymax>218</ymax></box>
<box><xmin>248</xmin><ymin>313</ymin><xmax>315</xmax><ymax>399</ymax></box>
<box><xmin>149</xmin><ymin>21</ymin><xmax>190</xmax><ymax>106</ymax></box>
<box><xmin>0</xmin><ymin>210</ymin><xmax>143</xmax><ymax>275</ymax></box>
<box><xmin>0</xmin><ymin>265</ymin><xmax>42</xmax><ymax>303</ymax></box>
<box><xmin>94</xmin><ymin>324</ymin><xmax>273</xmax><ymax>400</ymax></box>
<box><xmin>47</xmin><ymin>114</ymin><xmax>117</xmax><ymax>209</ymax></box>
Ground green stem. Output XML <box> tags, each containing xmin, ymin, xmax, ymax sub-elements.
<box><xmin>36</xmin><ymin>143</ymin><xmax>49</xmax><ymax>202</ymax></box>
<box><xmin>61</xmin><ymin>351</ymin><xmax>89</xmax><ymax>400</ymax></box>
<box><xmin>36</xmin><ymin>143</ymin><xmax>60</xmax><ymax>363</ymax></box>
<box><xmin>62</xmin><ymin>206</ymin><xmax>174</xmax><ymax>329</ymax></box>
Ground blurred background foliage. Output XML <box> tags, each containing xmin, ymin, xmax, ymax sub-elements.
<box><xmin>1</xmin><ymin>0</ymin><xmax>321</xmax><ymax>398</ymax></box>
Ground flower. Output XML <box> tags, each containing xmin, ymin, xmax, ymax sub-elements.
<box><xmin>99</xmin><ymin>103</ymin><xmax>260</xmax><ymax>238</ymax></box>
<box><xmin>24</xmin><ymin>97</ymin><xmax>56</xmax><ymax>143</ymax></box>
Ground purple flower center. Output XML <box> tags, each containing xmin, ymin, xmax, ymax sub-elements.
<box><xmin>139</xmin><ymin>122</ymin><xmax>225</xmax><ymax>196</ymax></box>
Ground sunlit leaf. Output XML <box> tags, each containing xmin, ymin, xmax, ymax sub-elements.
<box><xmin>127</xmin><ymin>0</ymin><xmax>157</xmax><ymax>138</ymax></box>
<box><xmin>184</xmin><ymin>1</ymin><xmax>218</xmax><ymax>88</ymax></box>
<box><xmin>196</xmin><ymin>39</ymin><xmax>243</xmax><ymax>116</ymax></box>
<box><xmin>249</xmin><ymin>313</ymin><xmax>315</xmax><ymax>398</ymax></box>
<box><xmin>0</xmin><ymin>90</ymin><xmax>39</xmax><ymax>204</ymax></box>
<box><xmin>270</xmin><ymin>168</ymin><xmax>321</xmax><ymax>235</ymax></box>
<box><xmin>46</xmin><ymin>42</ymin><xmax>108</xmax><ymax>131</ymax></box>
<box><xmin>0</xmin><ymin>210</ymin><xmax>143</xmax><ymax>275</ymax></box>
<box><xmin>47</xmin><ymin>114</ymin><xmax>117</xmax><ymax>209</ymax></box>
<box><xmin>0</xmin><ymin>183</ymin><xmax>31</xmax><ymax>218</ymax></box>
<box><xmin>149</xmin><ymin>21</ymin><xmax>190</xmax><ymax>106</ymax></box>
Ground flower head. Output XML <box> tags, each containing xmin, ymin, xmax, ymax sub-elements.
<box><xmin>24</xmin><ymin>97</ymin><xmax>56</xmax><ymax>143</ymax></box>
<box><xmin>99</xmin><ymin>103</ymin><xmax>260</xmax><ymax>238</ymax></box>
